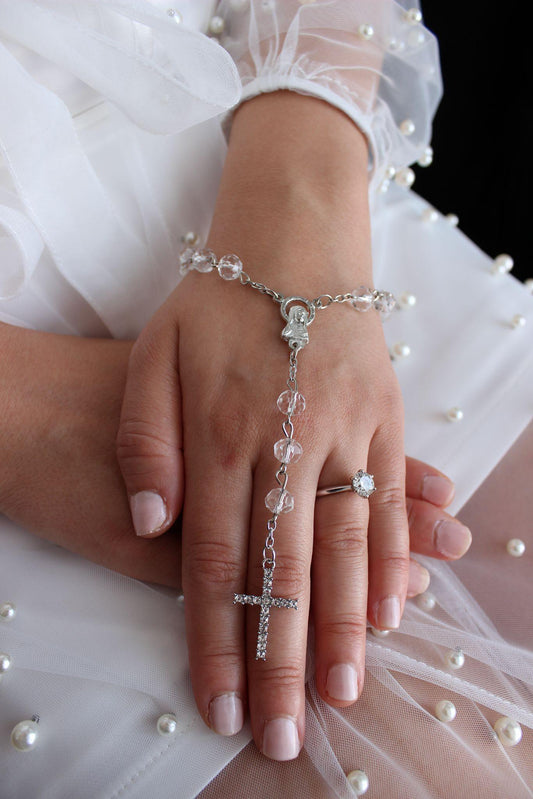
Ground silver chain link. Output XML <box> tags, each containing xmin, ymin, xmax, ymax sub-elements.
<box><xmin>239</xmin><ymin>271</ymin><xmax>382</xmax><ymax>312</ymax></box>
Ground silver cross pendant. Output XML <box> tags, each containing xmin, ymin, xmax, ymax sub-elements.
<box><xmin>234</xmin><ymin>568</ymin><xmax>298</xmax><ymax>660</ymax></box>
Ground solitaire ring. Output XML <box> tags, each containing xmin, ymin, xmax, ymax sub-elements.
<box><xmin>316</xmin><ymin>469</ymin><xmax>377</xmax><ymax>499</ymax></box>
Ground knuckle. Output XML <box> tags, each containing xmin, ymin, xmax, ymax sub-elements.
<box><xmin>318</xmin><ymin>615</ymin><xmax>367</xmax><ymax>644</ymax></box>
<box><xmin>253</xmin><ymin>551</ymin><xmax>308</xmax><ymax>598</ymax></box>
<box><xmin>373</xmin><ymin>484</ymin><xmax>406</xmax><ymax>517</ymax></box>
<box><xmin>117</xmin><ymin>418</ymin><xmax>174</xmax><ymax>470</ymax></box>
<box><xmin>372</xmin><ymin>551</ymin><xmax>410</xmax><ymax>578</ymax></box>
<box><xmin>315</xmin><ymin>525</ymin><xmax>368</xmax><ymax>559</ymax></box>
<box><xmin>186</xmin><ymin>539</ymin><xmax>244</xmax><ymax>590</ymax></box>
<box><xmin>257</xmin><ymin>662</ymin><xmax>303</xmax><ymax>693</ymax></box>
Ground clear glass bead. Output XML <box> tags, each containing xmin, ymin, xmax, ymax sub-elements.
<box><xmin>192</xmin><ymin>248</ymin><xmax>216</xmax><ymax>273</ymax></box>
<box><xmin>373</xmin><ymin>291</ymin><xmax>396</xmax><ymax>316</ymax></box>
<box><xmin>179</xmin><ymin>247</ymin><xmax>195</xmax><ymax>276</ymax></box>
<box><xmin>217</xmin><ymin>253</ymin><xmax>243</xmax><ymax>280</ymax></box>
<box><xmin>274</xmin><ymin>438</ymin><xmax>303</xmax><ymax>464</ymax></box>
<box><xmin>277</xmin><ymin>390</ymin><xmax>306</xmax><ymax>415</ymax></box>
<box><xmin>265</xmin><ymin>488</ymin><xmax>294</xmax><ymax>514</ymax></box>
<box><xmin>352</xmin><ymin>285</ymin><xmax>373</xmax><ymax>312</ymax></box>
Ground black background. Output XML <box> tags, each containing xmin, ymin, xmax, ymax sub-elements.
<box><xmin>413</xmin><ymin>4</ymin><xmax>531</xmax><ymax>283</ymax></box>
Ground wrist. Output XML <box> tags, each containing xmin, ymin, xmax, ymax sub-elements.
<box><xmin>208</xmin><ymin>92</ymin><xmax>373</xmax><ymax>296</ymax></box>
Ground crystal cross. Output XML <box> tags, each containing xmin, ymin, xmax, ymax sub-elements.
<box><xmin>234</xmin><ymin>568</ymin><xmax>298</xmax><ymax>660</ymax></box>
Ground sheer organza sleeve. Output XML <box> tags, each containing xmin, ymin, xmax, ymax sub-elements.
<box><xmin>217</xmin><ymin>0</ymin><xmax>442</xmax><ymax>189</ymax></box>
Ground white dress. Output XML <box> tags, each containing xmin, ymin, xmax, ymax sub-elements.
<box><xmin>0</xmin><ymin>2</ymin><xmax>532</xmax><ymax>797</ymax></box>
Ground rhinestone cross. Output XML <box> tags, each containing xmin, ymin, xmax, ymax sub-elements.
<box><xmin>234</xmin><ymin>568</ymin><xmax>298</xmax><ymax>660</ymax></box>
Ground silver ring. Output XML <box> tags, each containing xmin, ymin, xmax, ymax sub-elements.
<box><xmin>316</xmin><ymin>469</ymin><xmax>377</xmax><ymax>499</ymax></box>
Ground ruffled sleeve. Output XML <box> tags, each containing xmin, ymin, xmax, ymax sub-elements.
<box><xmin>217</xmin><ymin>0</ymin><xmax>442</xmax><ymax>188</ymax></box>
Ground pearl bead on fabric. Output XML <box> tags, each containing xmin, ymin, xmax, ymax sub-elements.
<box><xmin>347</xmin><ymin>769</ymin><xmax>370</xmax><ymax>795</ymax></box>
<box><xmin>416</xmin><ymin>591</ymin><xmax>436</xmax><ymax>611</ymax></box>
<box><xmin>208</xmin><ymin>16</ymin><xmax>225</xmax><ymax>36</ymax></box>
<box><xmin>166</xmin><ymin>8</ymin><xmax>182</xmax><ymax>23</ymax></box>
<box><xmin>506</xmin><ymin>538</ymin><xmax>526</xmax><ymax>557</ymax></box>
<box><xmin>491</xmin><ymin>254</ymin><xmax>514</xmax><ymax>276</ymax></box>
<box><xmin>400</xmin><ymin>119</ymin><xmax>416</xmax><ymax>136</ymax></box>
<box><xmin>11</xmin><ymin>719</ymin><xmax>40</xmax><ymax>751</ymax></box>
<box><xmin>435</xmin><ymin>700</ymin><xmax>457</xmax><ymax>722</ymax></box>
<box><xmin>525</xmin><ymin>278</ymin><xmax>533</xmax><ymax>292</ymax></box>
<box><xmin>391</xmin><ymin>341</ymin><xmax>411</xmax><ymax>359</ymax></box>
<box><xmin>358</xmin><ymin>24</ymin><xmax>374</xmax><ymax>40</ymax></box>
<box><xmin>493</xmin><ymin>717</ymin><xmax>522</xmax><ymax>747</ymax></box>
<box><xmin>399</xmin><ymin>291</ymin><xmax>417</xmax><ymax>309</ymax></box>
<box><xmin>182</xmin><ymin>230</ymin><xmax>199</xmax><ymax>247</ymax></box>
<box><xmin>445</xmin><ymin>213</ymin><xmax>459</xmax><ymax>226</ymax></box>
<box><xmin>395</xmin><ymin>167</ymin><xmax>415</xmax><ymax>188</ymax></box>
<box><xmin>445</xmin><ymin>648</ymin><xmax>465</xmax><ymax>669</ymax></box>
<box><xmin>510</xmin><ymin>314</ymin><xmax>526</xmax><ymax>329</ymax></box>
<box><xmin>417</xmin><ymin>146</ymin><xmax>433</xmax><ymax>167</ymax></box>
<box><xmin>405</xmin><ymin>8</ymin><xmax>423</xmax><ymax>24</ymax></box>
<box><xmin>157</xmin><ymin>713</ymin><xmax>179</xmax><ymax>736</ymax></box>
<box><xmin>421</xmin><ymin>208</ymin><xmax>438</xmax><ymax>224</ymax></box>
<box><xmin>0</xmin><ymin>601</ymin><xmax>16</xmax><ymax>620</ymax></box>
<box><xmin>446</xmin><ymin>406</ymin><xmax>464</xmax><ymax>422</ymax></box>
<box><xmin>0</xmin><ymin>652</ymin><xmax>12</xmax><ymax>673</ymax></box>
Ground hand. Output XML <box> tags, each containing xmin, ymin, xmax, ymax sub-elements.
<box><xmin>0</xmin><ymin>324</ymin><xmax>180</xmax><ymax>586</ymax></box>
<box><xmin>0</xmin><ymin>323</ymin><xmax>469</xmax><ymax>591</ymax></box>
<box><xmin>117</xmin><ymin>94</ymin><xmax>472</xmax><ymax>759</ymax></box>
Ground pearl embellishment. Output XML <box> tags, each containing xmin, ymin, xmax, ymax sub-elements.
<box><xmin>157</xmin><ymin>713</ymin><xmax>179</xmax><ymax>736</ymax></box>
<box><xmin>444</xmin><ymin>648</ymin><xmax>465</xmax><ymax>669</ymax></box>
<box><xmin>0</xmin><ymin>652</ymin><xmax>12</xmax><ymax>673</ymax></box>
<box><xmin>11</xmin><ymin>718</ymin><xmax>39</xmax><ymax>752</ymax></box>
<box><xmin>395</xmin><ymin>167</ymin><xmax>415</xmax><ymax>188</ymax></box>
<box><xmin>347</xmin><ymin>769</ymin><xmax>370</xmax><ymax>795</ymax></box>
<box><xmin>166</xmin><ymin>8</ymin><xmax>182</xmax><ymax>23</ymax></box>
<box><xmin>400</xmin><ymin>119</ymin><xmax>416</xmax><ymax>136</ymax></box>
<box><xmin>525</xmin><ymin>278</ymin><xmax>533</xmax><ymax>293</ymax></box>
<box><xmin>391</xmin><ymin>341</ymin><xmax>411</xmax><ymax>359</ymax></box>
<box><xmin>446</xmin><ymin>406</ymin><xmax>464</xmax><ymax>422</ymax></box>
<box><xmin>416</xmin><ymin>591</ymin><xmax>436</xmax><ymax>611</ymax></box>
<box><xmin>0</xmin><ymin>601</ymin><xmax>16</xmax><ymax>621</ymax></box>
<box><xmin>494</xmin><ymin>716</ymin><xmax>522</xmax><ymax>747</ymax></box>
<box><xmin>435</xmin><ymin>700</ymin><xmax>457</xmax><ymax>723</ymax></box>
<box><xmin>399</xmin><ymin>291</ymin><xmax>417</xmax><ymax>309</ymax></box>
<box><xmin>405</xmin><ymin>8</ymin><xmax>423</xmax><ymax>24</ymax></box>
<box><xmin>491</xmin><ymin>254</ymin><xmax>514</xmax><ymax>276</ymax></box>
<box><xmin>511</xmin><ymin>314</ymin><xmax>526</xmax><ymax>329</ymax></box>
<box><xmin>445</xmin><ymin>213</ymin><xmax>459</xmax><ymax>227</ymax></box>
<box><xmin>182</xmin><ymin>231</ymin><xmax>199</xmax><ymax>247</ymax></box>
<box><xmin>506</xmin><ymin>538</ymin><xmax>526</xmax><ymax>557</ymax></box>
<box><xmin>417</xmin><ymin>146</ymin><xmax>433</xmax><ymax>167</ymax></box>
<box><xmin>208</xmin><ymin>15</ymin><xmax>225</xmax><ymax>35</ymax></box>
<box><xmin>422</xmin><ymin>208</ymin><xmax>438</xmax><ymax>224</ymax></box>
<box><xmin>358</xmin><ymin>24</ymin><xmax>374</xmax><ymax>40</ymax></box>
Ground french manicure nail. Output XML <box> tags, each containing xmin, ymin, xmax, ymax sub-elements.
<box><xmin>375</xmin><ymin>595</ymin><xmax>401</xmax><ymax>629</ymax></box>
<box><xmin>434</xmin><ymin>519</ymin><xmax>472</xmax><ymax>558</ymax></box>
<box><xmin>407</xmin><ymin>562</ymin><xmax>431</xmax><ymax>596</ymax></box>
<box><xmin>326</xmin><ymin>664</ymin><xmax>358</xmax><ymax>702</ymax></box>
<box><xmin>208</xmin><ymin>693</ymin><xmax>244</xmax><ymax>737</ymax></box>
<box><xmin>262</xmin><ymin>717</ymin><xmax>300</xmax><ymax>761</ymax></box>
<box><xmin>130</xmin><ymin>491</ymin><xmax>167</xmax><ymax>536</ymax></box>
<box><xmin>421</xmin><ymin>475</ymin><xmax>455</xmax><ymax>506</ymax></box>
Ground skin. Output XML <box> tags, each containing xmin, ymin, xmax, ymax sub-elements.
<box><xmin>116</xmin><ymin>93</ymin><xmax>471</xmax><ymax>758</ymax></box>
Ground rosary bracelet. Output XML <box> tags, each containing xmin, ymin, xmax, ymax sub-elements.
<box><xmin>180</xmin><ymin>246</ymin><xmax>396</xmax><ymax>660</ymax></box>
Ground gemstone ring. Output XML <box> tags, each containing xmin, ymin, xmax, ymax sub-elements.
<box><xmin>316</xmin><ymin>469</ymin><xmax>377</xmax><ymax>499</ymax></box>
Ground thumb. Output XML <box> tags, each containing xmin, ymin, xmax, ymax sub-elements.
<box><xmin>117</xmin><ymin>317</ymin><xmax>183</xmax><ymax>537</ymax></box>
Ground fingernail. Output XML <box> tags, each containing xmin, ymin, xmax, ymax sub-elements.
<box><xmin>407</xmin><ymin>562</ymin><xmax>431</xmax><ymax>597</ymax></box>
<box><xmin>434</xmin><ymin>520</ymin><xmax>472</xmax><ymax>558</ymax></box>
<box><xmin>262</xmin><ymin>717</ymin><xmax>300</xmax><ymax>761</ymax></box>
<box><xmin>375</xmin><ymin>595</ymin><xmax>401</xmax><ymax>629</ymax></box>
<box><xmin>208</xmin><ymin>693</ymin><xmax>244</xmax><ymax>737</ymax></box>
<box><xmin>130</xmin><ymin>491</ymin><xmax>167</xmax><ymax>536</ymax></box>
<box><xmin>422</xmin><ymin>475</ymin><xmax>455</xmax><ymax>506</ymax></box>
<box><xmin>326</xmin><ymin>664</ymin><xmax>358</xmax><ymax>702</ymax></box>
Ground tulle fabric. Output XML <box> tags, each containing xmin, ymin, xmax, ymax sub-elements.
<box><xmin>0</xmin><ymin>2</ymin><xmax>532</xmax><ymax>797</ymax></box>
<box><xmin>218</xmin><ymin>0</ymin><xmax>441</xmax><ymax>189</ymax></box>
